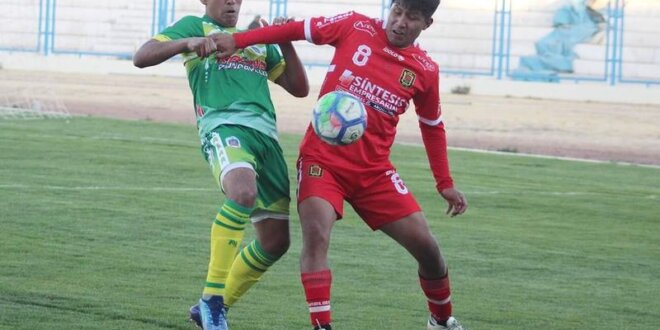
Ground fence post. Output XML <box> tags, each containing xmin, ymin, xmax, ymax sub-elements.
<box><xmin>269</xmin><ymin>0</ymin><xmax>286</xmax><ymax>22</ymax></box>
<box><xmin>381</xmin><ymin>0</ymin><xmax>389</xmax><ymax>19</ymax></box>
<box><xmin>38</xmin><ymin>0</ymin><xmax>45</xmax><ymax>54</ymax></box>
<box><xmin>616</xmin><ymin>0</ymin><xmax>625</xmax><ymax>85</ymax></box>
<box><xmin>40</xmin><ymin>0</ymin><xmax>55</xmax><ymax>56</ymax></box>
<box><xmin>152</xmin><ymin>0</ymin><xmax>175</xmax><ymax>36</ymax></box>
<box><xmin>495</xmin><ymin>0</ymin><xmax>511</xmax><ymax>80</ymax></box>
<box><xmin>170</xmin><ymin>0</ymin><xmax>177</xmax><ymax>24</ymax></box>
<box><xmin>608</xmin><ymin>0</ymin><xmax>623</xmax><ymax>86</ymax></box>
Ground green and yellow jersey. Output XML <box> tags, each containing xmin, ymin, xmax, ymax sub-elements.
<box><xmin>153</xmin><ymin>15</ymin><xmax>286</xmax><ymax>140</ymax></box>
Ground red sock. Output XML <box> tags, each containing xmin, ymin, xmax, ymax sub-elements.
<box><xmin>420</xmin><ymin>274</ymin><xmax>452</xmax><ymax>323</ymax></box>
<box><xmin>301</xmin><ymin>269</ymin><xmax>332</xmax><ymax>326</ymax></box>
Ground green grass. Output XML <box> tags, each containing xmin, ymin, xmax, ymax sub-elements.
<box><xmin>0</xmin><ymin>117</ymin><xmax>658</xmax><ymax>330</ymax></box>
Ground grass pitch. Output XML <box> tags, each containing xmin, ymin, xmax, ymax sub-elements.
<box><xmin>0</xmin><ymin>117</ymin><xmax>658</xmax><ymax>329</ymax></box>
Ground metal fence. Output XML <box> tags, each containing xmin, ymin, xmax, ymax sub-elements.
<box><xmin>0</xmin><ymin>0</ymin><xmax>657</xmax><ymax>86</ymax></box>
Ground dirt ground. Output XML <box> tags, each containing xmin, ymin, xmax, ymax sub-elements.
<box><xmin>2</xmin><ymin>69</ymin><xmax>659</xmax><ymax>165</ymax></box>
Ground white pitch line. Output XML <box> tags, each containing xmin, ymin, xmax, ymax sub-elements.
<box><xmin>395</xmin><ymin>141</ymin><xmax>660</xmax><ymax>169</ymax></box>
<box><xmin>466</xmin><ymin>191</ymin><xmax>656</xmax><ymax>198</ymax></box>
<box><xmin>0</xmin><ymin>184</ymin><xmax>656</xmax><ymax>199</ymax></box>
<box><xmin>0</xmin><ymin>184</ymin><xmax>216</xmax><ymax>192</ymax></box>
<box><xmin>450</xmin><ymin>146</ymin><xmax>660</xmax><ymax>169</ymax></box>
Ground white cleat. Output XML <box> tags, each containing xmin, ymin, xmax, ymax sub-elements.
<box><xmin>427</xmin><ymin>316</ymin><xmax>464</xmax><ymax>330</ymax></box>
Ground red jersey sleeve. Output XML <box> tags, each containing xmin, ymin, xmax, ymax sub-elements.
<box><xmin>233</xmin><ymin>11</ymin><xmax>360</xmax><ymax>49</ymax></box>
<box><xmin>303</xmin><ymin>11</ymin><xmax>358</xmax><ymax>47</ymax></box>
<box><xmin>414</xmin><ymin>66</ymin><xmax>454</xmax><ymax>192</ymax></box>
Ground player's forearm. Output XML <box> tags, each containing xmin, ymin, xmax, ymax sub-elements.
<box><xmin>420</xmin><ymin>123</ymin><xmax>454</xmax><ymax>191</ymax></box>
<box><xmin>279</xmin><ymin>43</ymin><xmax>309</xmax><ymax>97</ymax></box>
<box><xmin>133</xmin><ymin>39</ymin><xmax>189</xmax><ymax>68</ymax></box>
<box><xmin>234</xmin><ymin>21</ymin><xmax>306</xmax><ymax>48</ymax></box>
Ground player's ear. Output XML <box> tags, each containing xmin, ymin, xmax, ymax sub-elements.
<box><xmin>423</xmin><ymin>17</ymin><xmax>433</xmax><ymax>30</ymax></box>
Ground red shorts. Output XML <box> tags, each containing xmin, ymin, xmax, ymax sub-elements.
<box><xmin>296</xmin><ymin>156</ymin><xmax>421</xmax><ymax>230</ymax></box>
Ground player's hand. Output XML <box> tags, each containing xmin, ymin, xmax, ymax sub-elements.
<box><xmin>262</xmin><ymin>17</ymin><xmax>296</xmax><ymax>47</ymax></box>
<box><xmin>187</xmin><ymin>37</ymin><xmax>217</xmax><ymax>58</ymax></box>
<box><xmin>264</xmin><ymin>16</ymin><xmax>295</xmax><ymax>27</ymax></box>
<box><xmin>440</xmin><ymin>188</ymin><xmax>468</xmax><ymax>217</ymax></box>
<box><xmin>211</xmin><ymin>33</ymin><xmax>237</xmax><ymax>59</ymax></box>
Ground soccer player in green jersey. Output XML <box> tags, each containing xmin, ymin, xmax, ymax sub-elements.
<box><xmin>133</xmin><ymin>0</ymin><xmax>309</xmax><ymax>329</ymax></box>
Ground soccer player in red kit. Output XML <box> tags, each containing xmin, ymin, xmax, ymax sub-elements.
<box><xmin>210</xmin><ymin>0</ymin><xmax>468</xmax><ymax>329</ymax></box>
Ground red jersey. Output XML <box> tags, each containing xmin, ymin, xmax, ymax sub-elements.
<box><xmin>235</xmin><ymin>12</ymin><xmax>454</xmax><ymax>191</ymax></box>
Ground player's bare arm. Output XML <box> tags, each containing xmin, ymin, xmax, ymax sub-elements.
<box><xmin>267</xmin><ymin>17</ymin><xmax>309</xmax><ymax>97</ymax></box>
<box><xmin>133</xmin><ymin>37</ymin><xmax>216</xmax><ymax>68</ymax></box>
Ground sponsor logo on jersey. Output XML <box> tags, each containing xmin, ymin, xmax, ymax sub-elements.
<box><xmin>353</xmin><ymin>20</ymin><xmax>377</xmax><ymax>36</ymax></box>
<box><xmin>338</xmin><ymin>69</ymin><xmax>409</xmax><ymax>117</ymax></box>
<box><xmin>412</xmin><ymin>53</ymin><xmax>436</xmax><ymax>72</ymax></box>
<box><xmin>225</xmin><ymin>136</ymin><xmax>241</xmax><ymax>148</ymax></box>
<box><xmin>317</xmin><ymin>12</ymin><xmax>354</xmax><ymax>29</ymax></box>
<box><xmin>218</xmin><ymin>55</ymin><xmax>268</xmax><ymax>77</ymax></box>
<box><xmin>399</xmin><ymin>69</ymin><xmax>416</xmax><ymax>88</ymax></box>
<box><xmin>383</xmin><ymin>47</ymin><xmax>405</xmax><ymax>61</ymax></box>
<box><xmin>338</xmin><ymin>70</ymin><xmax>356</xmax><ymax>86</ymax></box>
<box><xmin>308</xmin><ymin>164</ymin><xmax>323</xmax><ymax>177</ymax></box>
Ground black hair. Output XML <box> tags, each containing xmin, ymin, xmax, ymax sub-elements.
<box><xmin>392</xmin><ymin>0</ymin><xmax>440</xmax><ymax>19</ymax></box>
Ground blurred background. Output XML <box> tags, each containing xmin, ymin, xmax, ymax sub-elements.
<box><xmin>1</xmin><ymin>0</ymin><xmax>659</xmax><ymax>89</ymax></box>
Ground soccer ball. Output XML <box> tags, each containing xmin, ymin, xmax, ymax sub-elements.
<box><xmin>311</xmin><ymin>91</ymin><xmax>367</xmax><ymax>146</ymax></box>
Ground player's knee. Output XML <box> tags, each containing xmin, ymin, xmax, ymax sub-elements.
<box><xmin>410</xmin><ymin>235</ymin><xmax>441</xmax><ymax>262</ymax></box>
<box><xmin>303</xmin><ymin>231</ymin><xmax>330</xmax><ymax>253</ymax></box>
<box><xmin>423</xmin><ymin>233</ymin><xmax>440</xmax><ymax>251</ymax></box>
<box><xmin>226</xmin><ymin>186</ymin><xmax>258</xmax><ymax>207</ymax></box>
<box><xmin>415</xmin><ymin>236</ymin><xmax>447</xmax><ymax>276</ymax></box>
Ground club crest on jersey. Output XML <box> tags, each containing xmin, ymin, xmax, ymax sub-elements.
<box><xmin>353</xmin><ymin>20</ymin><xmax>376</xmax><ymax>36</ymax></box>
<box><xmin>308</xmin><ymin>164</ymin><xmax>323</xmax><ymax>177</ymax></box>
<box><xmin>225</xmin><ymin>136</ymin><xmax>241</xmax><ymax>148</ymax></box>
<box><xmin>399</xmin><ymin>69</ymin><xmax>416</xmax><ymax>88</ymax></box>
<box><xmin>339</xmin><ymin>69</ymin><xmax>356</xmax><ymax>87</ymax></box>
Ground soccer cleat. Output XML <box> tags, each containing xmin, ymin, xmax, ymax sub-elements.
<box><xmin>427</xmin><ymin>316</ymin><xmax>464</xmax><ymax>330</ymax></box>
<box><xmin>313</xmin><ymin>320</ymin><xmax>332</xmax><ymax>330</ymax></box>
<box><xmin>189</xmin><ymin>303</ymin><xmax>202</xmax><ymax>328</ymax></box>
<box><xmin>198</xmin><ymin>296</ymin><xmax>228</xmax><ymax>330</ymax></box>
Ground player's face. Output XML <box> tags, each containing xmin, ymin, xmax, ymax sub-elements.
<box><xmin>202</xmin><ymin>0</ymin><xmax>242</xmax><ymax>27</ymax></box>
<box><xmin>386</xmin><ymin>2</ymin><xmax>432</xmax><ymax>48</ymax></box>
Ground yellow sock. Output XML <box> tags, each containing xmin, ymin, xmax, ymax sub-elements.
<box><xmin>203</xmin><ymin>200</ymin><xmax>252</xmax><ymax>297</ymax></box>
<box><xmin>224</xmin><ymin>240</ymin><xmax>280</xmax><ymax>306</ymax></box>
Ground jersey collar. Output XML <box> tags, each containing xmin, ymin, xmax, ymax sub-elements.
<box><xmin>202</xmin><ymin>15</ymin><xmax>239</xmax><ymax>32</ymax></box>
